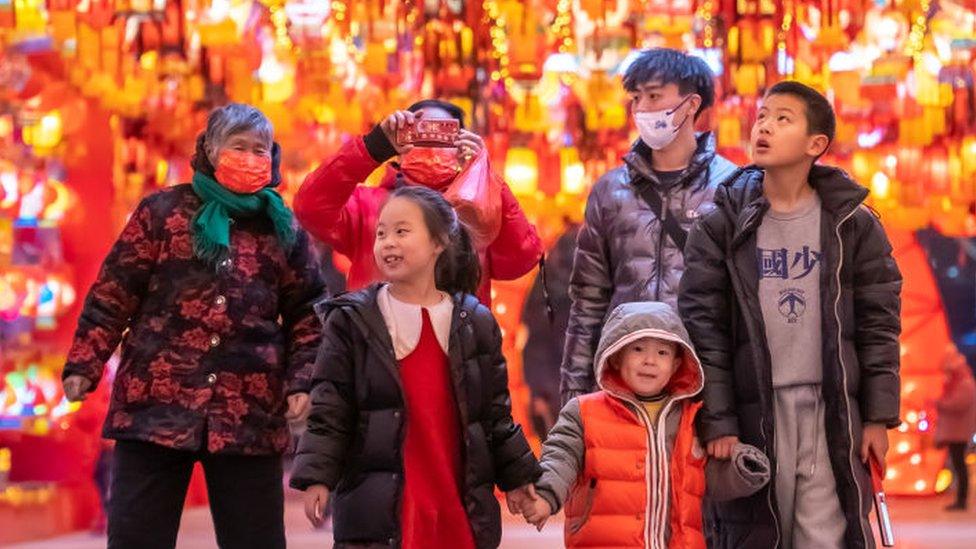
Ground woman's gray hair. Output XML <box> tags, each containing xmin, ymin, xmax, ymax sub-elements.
<box><xmin>203</xmin><ymin>103</ymin><xmax>274</xmax><ymax>165</ymax></box>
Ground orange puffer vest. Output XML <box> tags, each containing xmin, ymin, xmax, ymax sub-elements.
<box><xmin>563</xmin><ymin>391</ymin><xmax>706</xmax><ymax>549</ymax></box>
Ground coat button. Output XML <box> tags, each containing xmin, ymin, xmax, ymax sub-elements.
<box><xmin>393</xmin><ymin>411</ymin><xmax>401</xmax><ymax>419</ymax></box>
<box><xmin>207</xmin><ymin>373</ymin><xmax>217</xmax><ymax>385</ymax></box>
<box><xmin>391</xmin><ymin>473</ymin><xmax>398</xmax><ymax>482</ymax></box>
<box><xmin>215</xmin><ymin>295</ymin><xmax>227</xmax><ymax>307</ymax></box>
<box><xmin>388</xmin><ymin>539</ymin><xmax>395</xmax><ymax>546</ymax></box>
<box><xmin>210</xmin><ymin>334</ymin><xmax>221</xmax><ymax>347</ymax></box>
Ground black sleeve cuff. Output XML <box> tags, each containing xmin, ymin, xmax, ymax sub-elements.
<box><xmin>363</xmin><ymin>125</ymin><xmax>397</xmax><ymax>163</ymax></box>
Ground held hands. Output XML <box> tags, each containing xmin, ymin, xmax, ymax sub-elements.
<box><xmin>861</xmin><ymin>423</ymin><xmax>889</xmax><ymax>469</ymax></box>
<box><xmin>303</xmin><ymin>484</ymin><xmax>331</xmax><ymax>527</ymax></box>
<box><xmin>285</xmin><ymin>392</ymin><xmax>311</xmax><ymax>422</ymax></box>
<box><xmin>522</xmin><ymin>495</ymin><xmax>553</xmax><ymax>532</ymax></box>
<box><xmin>506</xmin><ymin>483</ymin><xmax>551</xmax><ymax>532</ymax></box>
<box><xmin>63</xmin><ymin>375</ymin><xmax>93</xmax><ymax>402</ymax></box>
<box><xmin>706</xmin><ymin>435</ymin><xmax>740</xmax><ymax>460</ymax></box>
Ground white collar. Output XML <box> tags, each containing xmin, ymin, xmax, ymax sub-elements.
<box><xmin>377</xmin><ymin>285</ymin><xmax>454</xmax><ymax>359</ymax></box>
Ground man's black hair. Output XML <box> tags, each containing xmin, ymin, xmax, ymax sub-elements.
<box><xmin>622</xmin><ymin>48</ymin><xmax>715</xmax><ymax>117</ymax></box>
<box><xmin>765</xmin><ymin>80</ymin><xmax>836</xmax><ymax>144</ymax></box>
<box><xmin>407</xmin><ymin>99</ymin><xmax>466</xmax><ymax>129</ymax></box>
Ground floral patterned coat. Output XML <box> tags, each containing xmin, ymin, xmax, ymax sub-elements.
<box><xmin>63</xmin><ymin>184</ymin><xmax>325</xmax><ymax>455</ymax></box>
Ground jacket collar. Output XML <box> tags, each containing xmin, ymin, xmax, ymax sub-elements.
<box><xmin>316</xmin><ymin>283</ymin><xmax>473</xmax><ymax>343</ymax></box>
<box><xmin>623</xmin><ymin>132</ymin><xmax>718</xmax><ymax>191</ymax></box>
<box><xmin>716</xmin><ymin>164</ymin><xmax>869</xmax><ymax>248</ymax></box>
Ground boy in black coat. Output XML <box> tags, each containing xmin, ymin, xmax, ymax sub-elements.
<box><xmin>679</xmin><ymin>81</ymin><xmax>902</xmax><ymax>549</ymax></box>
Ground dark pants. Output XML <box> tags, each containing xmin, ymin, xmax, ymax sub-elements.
<box><xmin>94</xmin><ymin>446</ymin><xmax>114</xmax><ymax>522</ymax></box>
<box><xmin>948</xmin><ymin>442</ymin><xmax>970</xmax><ymax>507</ymax></box>
<box><xmin>108</xmin><ymin>440</ymin><xmax>285</xmax><ymax>549</ymax></box>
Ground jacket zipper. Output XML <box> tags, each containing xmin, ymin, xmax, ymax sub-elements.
<box><xmin>631</xmin><ymin>393</ymin><xmax>688</xmax><ymax>549</ymax></box>
<box><xmin>654</xmin><ymin>399</ymin><xmax>678</xmax><ymax>549</ymax></box>
<box><xmin>634</xmin><ymin>403</ymin><xmax>658</xmax><ymax>549</ymax></box>
<box><xmin>833</xmin><ymin>206</ymin><xmax>869</xmax><ymax>548</ymax></box>
<box><xmin>653</xmin><ymin>193</ymin><xmax>670</xmax><ymax>302</ymax></box>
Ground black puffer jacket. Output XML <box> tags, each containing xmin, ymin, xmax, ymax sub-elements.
<box><xmin>290</xmin><ymin>284</ymin><xmax>540</xmax><ymax>549</ymax></box>
<box><xmin>678</xmin><ymin>165</ymin><xmax>902</xmax><ymax>549</ymax></box>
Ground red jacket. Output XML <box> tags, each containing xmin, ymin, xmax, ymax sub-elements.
<box><xmin>294</xmin><ymin>136</ymin><xmax>543</xmax><ymax>304</ymax></box>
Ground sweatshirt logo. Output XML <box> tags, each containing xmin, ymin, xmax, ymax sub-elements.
<box><xmin>778</xmin><ymin>288</ymin><xmax>806</xmax><ymax>323</ymax></box>
<box><xmin>758</xmin><ymin>246</ymin><xmax>821</xmax><ymax>280</ymax></box>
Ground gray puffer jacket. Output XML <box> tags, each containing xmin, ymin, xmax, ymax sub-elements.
<box><xmin>560</xmin><ymin>134</ymin><xmax>737</xmax><ymax>403</ymax></box>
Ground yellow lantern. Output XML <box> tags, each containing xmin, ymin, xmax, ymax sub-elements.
<box><xmin>23</xmin><ymin>111</ymin><xmax>63</xmax><ymax>150</ymax></box>
<box><xmin>560</xmin><ymin>147</ymin><xmax>586</xmax><ymax>196</ymax></box>
<box><xmin>505</xmin><ymin>147</ymin><xmax>539</xmax><ymax>197</ymax></box>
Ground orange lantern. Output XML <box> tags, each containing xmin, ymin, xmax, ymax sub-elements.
<box><xmin>504</xmin><ymin>147</ymin><xmax>539</xmax><ymax>196</ymax></box>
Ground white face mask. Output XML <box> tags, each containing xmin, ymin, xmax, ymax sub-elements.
<box><xmin>633</xmin><ymin>94</ymin><xmax>694</xmax><ymax>150</ymax></box>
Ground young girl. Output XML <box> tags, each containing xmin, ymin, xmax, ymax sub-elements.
<box><xmin>291</xmin><ymin>185</ymin><xmax>540</xmax><ymax>548</ymax></box>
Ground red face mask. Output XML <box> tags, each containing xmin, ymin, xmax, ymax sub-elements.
<box><xmin>215</xmin><ymin>149</ymin><xmax>272</xmax><ymax>194</ymax></box>
<box><xmin>399</xmin><ymin>147</ymin><xmax>460</xmax><ymax>190</ymax></box>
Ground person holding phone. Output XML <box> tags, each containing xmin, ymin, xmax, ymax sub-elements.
<box><xmin>293</xmin><ymin>99</ymin><xmax>542</xmax><ymax>305</ymax></box>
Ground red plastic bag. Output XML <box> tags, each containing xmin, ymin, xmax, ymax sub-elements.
<box><xmin>443</xmin><ymin>150</ymin><xmax>503</xmax><ymax>249</ymax></box>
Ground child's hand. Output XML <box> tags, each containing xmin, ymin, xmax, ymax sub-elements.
<box><xmin>861</xmin><ymin>423</ymin><xmax>889</xmax><ymax>468</ymax></box>
<box><xmin>303</xmin><ymin>484</ymin><xmax>330</xmax><ymax>527</ymax></box>
<box><xmin>706</xmin><ymin>435</ymin><xmax>740</xmax><ymax>460</ymax></box>
<box><xmin>522</xmin><ymin>496</ymin><xmax>553</xmax><ymax>532</ymax></box>
<box><xmin>504</xmin><ymin>484</ymin><xmax>538</xmax><ymax>516</ymax></box>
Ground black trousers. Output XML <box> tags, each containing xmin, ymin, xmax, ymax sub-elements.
<box><xmin>107</xmin><ymin>440</ymin><xmax>285</xmax><ymax>549</ymax></box>
<box><xmin>948</xmin><ymin>442</ymin><xmax>970</xmax><ymax>507</ymax></box>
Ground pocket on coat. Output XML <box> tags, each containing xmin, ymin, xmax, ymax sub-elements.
<box><xmin>357</xmin><ymin>409</ymin><xmax>401</xmax><ymax>470</ymax></box>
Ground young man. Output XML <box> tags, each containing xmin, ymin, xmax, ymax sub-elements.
<box><xmin>560</xmin><ymin>48</ymin><xmax>737</xmax><ymax>404</ymax></box>
<box><xmin>679</xmin><ymin>81</ymin><xmax>902</xmax><ymax>548</ymax></box>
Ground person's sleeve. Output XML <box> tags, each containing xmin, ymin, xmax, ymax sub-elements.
<box><xmin>278</xmin><ymin>229</ymin><xmax>327</xmax><ymax>395</ymax></box>
<box><xmin>560</xmin><ymin>189</ymin><xmax>611</xmax><ymax>404</ymax></box>
<box><xmin>479</xmin><ymin>307</ymin><xmax>541</xmax><ymax>490</ymax></box>
<box><xmin>293</xmin><ymin>131</ymin><xmax>390</xmax><ymax>256</ymax></box>
<box><xmin>677</xmin><ymin>216</ymin><xmax>738</xmax><ymax>443</ymax></box>
<box><xmin>63</xmin><ymin>197</ymin><xmax>159</xmax><ymax>385</ymax></box>
<box><xmin>852</xmin><ymin>211</ymin><xmax>903</xmax><ymax>427</ymax></box>
<box><xmin>290</xmin><ymin>308</ymin><xmax>359</xmax><ymax>490</ymax></box>
<box><xmin>486</xmin><ymin>182</ymin><xmax>543</xmax><ymax>280</ymax></box>
<box><xmin>535</xmin><ymin>398</ymin><xmax>585</xmax><ymax>513</ymax></box>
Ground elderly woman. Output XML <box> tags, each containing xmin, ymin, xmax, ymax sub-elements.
<box><xmin>61</xmin><ymin>103</ymin><xmax>324</xmax><ymax>548</ymax></box>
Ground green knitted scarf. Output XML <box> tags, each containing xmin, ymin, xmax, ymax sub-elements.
<box><xmin>190</xmin><ymin>171</ymin><xmax>296</xmax><ymax>265</ymax></box>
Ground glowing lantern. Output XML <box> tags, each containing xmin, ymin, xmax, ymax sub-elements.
<box><xmin>871</xmin><ymin>171</ymin><xmax>891</xmax><ymax>201</ymax></box>
<box><xmin>560</xmin><ymin>147</ymin><xmax>586</xmax><ymax>195</ymax></box>
<box><xmin>22</xmin><ymin>112</ymin><xmax>63</xmax><ymax>150</ymax></box>
<box><xmin>505</xmin><ymin>147</ymin><xmax>539</xmax><ymax>196</ymax></box>
<box><xmin>927</xmin><ymin>146</ymin><xmax>950</xmax><ymax>195</ymax></box>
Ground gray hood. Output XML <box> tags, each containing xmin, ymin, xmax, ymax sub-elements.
<box><xmin>593</xmin><ymin>301</ymin><xmax>704</xmax><ymax>401</ymax></box>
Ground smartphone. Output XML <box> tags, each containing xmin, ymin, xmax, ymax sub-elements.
<box><xmin>870</xmin><ymin>455</ymin><xmax>895</xmax><ymax>547</ymax></box>
<box><xmin>396</xmin><ymin>118</ymin><xmax>460</xmax><ymax>148</ymax></box>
